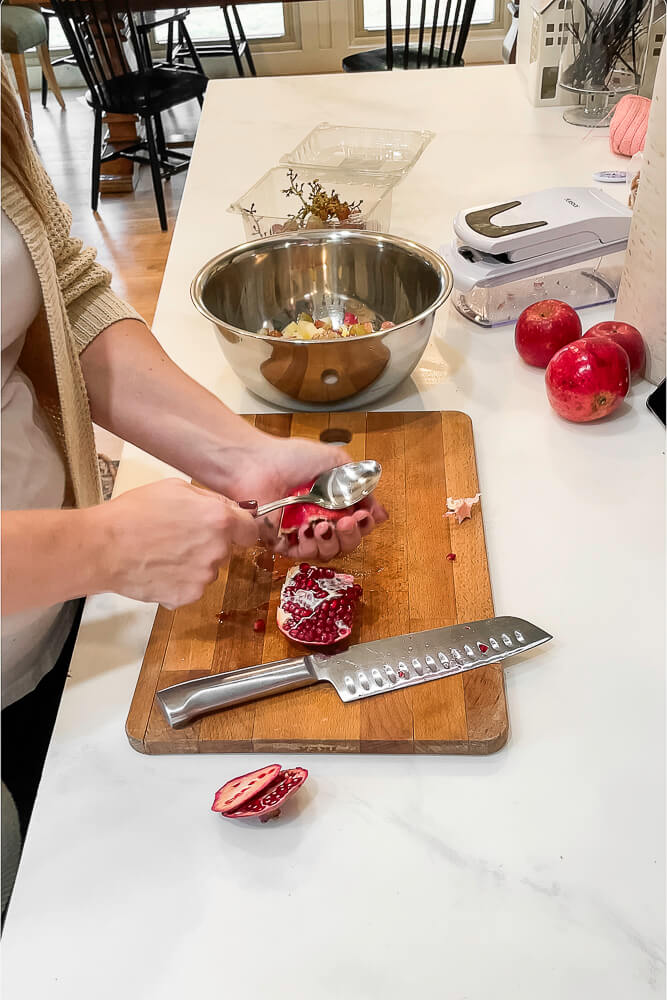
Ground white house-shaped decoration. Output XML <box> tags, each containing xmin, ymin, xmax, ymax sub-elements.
<box><xmin>640</xmin><ymin>1</ymin><xmax>665</xmax><ymax>96</ymax></box>
<box><xmin>522</xmin><ymin>0</ymin><xmax>664</xmax><ymax>108</ymax></box>
<box><xmin>526</xmin><ymin>0</ymin><xmax>578</xmax><ymax>108</ymax></box>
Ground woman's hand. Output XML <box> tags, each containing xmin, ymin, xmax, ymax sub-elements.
<box><xmin>2</xmin><ymin>480</ymin><xmax>259</xmax><ymax>616</ymax></box>
<box><xmin>97</xmin><ymin>479</ymin><xmax>259</xmax><ymax>609</ymax></box>
<box><xmin>231</xmin><ymin>436</ymin><xmax>389</xmax><ymax>563</ymax></box>
<box><xmin>81</xmin><ymin>321</ymin><xmax>387</xmax><ymax>564</ymax></box>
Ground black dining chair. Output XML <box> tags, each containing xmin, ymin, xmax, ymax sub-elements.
<box><xmin>136</xmin><ymin>9</ymin><xmax>205</xmax><ymax>76</ymax></box>
<box><xmin>186</xmin><ymin>5</ymin><xmax>256</xmax><ymax>78</ymax></box>
<box><xmin>342</xmin><ymin>0</ymin><xmax>477</xmax><ymax>71</ymax></box>
<box><xmin>50</xmin><ymin>0</ymin><xmax>207</xmax><ymax>230</ymax></box>
<box><xmin>138</xmin><ymin>6</ymin><xmax>255</xmax><ymax>78</ymax></box>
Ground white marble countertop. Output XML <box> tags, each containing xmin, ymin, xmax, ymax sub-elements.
<box><xmin>3</xmin><ymin>67</ymin><xmax>664</xmax><ymax>999</ymax></box>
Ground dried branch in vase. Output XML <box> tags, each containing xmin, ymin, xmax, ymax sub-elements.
<box><xmin>561</xmin><ymin>0</ymin><xmax>652</xmax><ymax>92</ymax></box>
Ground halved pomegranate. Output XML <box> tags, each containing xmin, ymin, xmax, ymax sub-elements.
<box><xmin>277</xmin><ymin>563</ymin><xmax>362</xmax><ymax>646</ymax></box>
<box><xmin>278</xmin><ymin>479</ymin><xmax>350</xmax><ymax>546</ymax></box>
<box><xmin>211</xmin><ymin>764</ymin><xmax>281</xmax><ymax>815</ymax></box>
<box><xmin>219</xmin><ymin>767</ymin><xmax>309</xmax><ymax>822</ymax></box>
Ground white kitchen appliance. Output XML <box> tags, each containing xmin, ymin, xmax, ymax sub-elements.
<box><xmin>441</xmin><ymin>186</ymin><xmax>632</xmax><ymax>327</ymax></box>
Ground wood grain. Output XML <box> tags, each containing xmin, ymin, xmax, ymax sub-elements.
<box><xmin>360</xmin><ymin>412</ymin><xmax>413</xmax><ymax>752</ymax></box>
<box><xmin>127</xmin><ymin>411</ymin><xmax>508</xmax><ymax>754</ymax></box>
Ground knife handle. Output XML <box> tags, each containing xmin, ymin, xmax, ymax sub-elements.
<box><xmin>156</xmin><ymin>657</ymin><xmax>316</xmax><ymax>728</ymax></box>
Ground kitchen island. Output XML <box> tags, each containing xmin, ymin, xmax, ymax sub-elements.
<box><xmin>2</xmin><ymin>66</ymin><xmax>664</xmax><ymax>999</ymax></box>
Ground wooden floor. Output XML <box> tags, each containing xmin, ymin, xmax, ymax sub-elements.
<box><xmin>32</xmin><ymin>90</ymin><xmax>202</xmax><ymax>324</ymax></box>
<box><xmin>30</xmin><ymin>89</ymin><xmax>202</xmax><ymax>459</ymax></box>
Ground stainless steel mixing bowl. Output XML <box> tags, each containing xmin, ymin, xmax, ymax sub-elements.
<box><xmin>191</xmin><ymin>229</ymin><xmax>453</xmax><ymax>409</ymax></box>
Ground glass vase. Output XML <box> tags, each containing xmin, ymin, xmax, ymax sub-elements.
<box><xmin>558</xmin><ymin>0</ymin><xmax>655</xmax><ymax>126</ymax></box>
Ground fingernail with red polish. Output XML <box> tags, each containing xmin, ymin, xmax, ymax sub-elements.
<box><xmin>321</xmin><ymin>526</ymin><xmax>333</xmax><ymax>540</ymax></box>
<box><xmin>358</xmin><ymin>514</ymin><xmax>371</xmax><ymax>528</ymax></box>
<box><xmin>304</xmin><ymin>525</ymin><xmax>314</xmax><ymax>538</ymax></box>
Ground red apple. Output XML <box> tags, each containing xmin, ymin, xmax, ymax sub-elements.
<box><xmin>582</xmin><ymin>321</ymin><xmax>645</xmax><ymax>377</ymax></box>
<box><xmin>515</xmin><ymin>299</ymin><xmax>582</xmax><ymax>368</ymax></box>
<box><xmin>545</xmin><ymin>338</ymin><xmax>630</xmax><ymax>422</ymax></box>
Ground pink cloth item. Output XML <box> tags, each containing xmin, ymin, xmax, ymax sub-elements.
<box><xmin>609</xmin><ymin>95</ymin><xmax>652</xmax><ymax>157</ymax></box>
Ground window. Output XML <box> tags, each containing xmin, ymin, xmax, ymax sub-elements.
<box><xmin>152</xmin><ymin>5</ymin><xmax>285</xmax><ymax>43</ymax></box>
<box><xmin>46</xmin><ymin>17</ymin><xmax>69</xmax><ymax>50</ymax></box>
<box><xmin>362</xmin><ymin>0</ymin><xmax>498</xmax><ymax>33</ymax></box>
<box><xmin>46</xmin><ymin>5</ymin><xmax>286</xmax><ymax>50</ymax></box>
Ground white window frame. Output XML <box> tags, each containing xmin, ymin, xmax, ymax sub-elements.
<box><xmin>347</xmin><ymin>0</ymin><xmax>507</xmax><ymax>61</ymax></box>
<box><xmin>24</xmin><ymin>0</ymin><xmax>507</xmax><ymax>87</ymax></box>
<box><xmin>145</xmin><ymin>4</ymin><xmax>300</xmax><ymax>56</ymax></box>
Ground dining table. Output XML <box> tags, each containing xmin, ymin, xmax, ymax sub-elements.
<box><xmin>2</xmin><ymin>65</ymin><xmax>664</xmax><ymax>999</ymax></box>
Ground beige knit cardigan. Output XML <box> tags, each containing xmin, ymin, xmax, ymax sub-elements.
<box><xmin>1</xmin><ymin>159</ymin><xmax>142</xmax><ymax>509</ymax></box>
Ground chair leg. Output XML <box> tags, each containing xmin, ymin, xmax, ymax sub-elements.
<box><xmin>176</xmin><ymin>21</ymin><xmax>186</xmax><ymax>65</ymax></box>
<box><xmin>232</xmin><ymin>6</ymin><xmax>256</xmax><ymax>77</ymax></box>
<box><xmin>153</xmin><ymin>113</ymin><xmax>168</xmax><ymax>162</ymax></box>
<box><xmin>91</xmin><ymin>107</ymin><xmax>102</xmax><ymax>212</ymax></box>
<box><xmin>166</xmin><ymin>20</ymin><xmax>174</xmax><ymax>65</ymax></box>
<box><xmin>9</xmin><ymin>54</ymin><xmax>33</xmax><ymax>137</ymax></box>
<box><xmin>42</xmin><ymin>15</ymin><xmax>49</xmax><ymax>107</ymax></box>
<box><xmin>222</xmin><ymin>6</ymin><xmax>244</xmax><ymax>77</ymax></box>
<box><xmin>144</xmin><ymin>116</ymin><xmax>168</xmax><ymax>231</ymax></box>
<box><xmin>181</xmin><ymin>22</ymin><xmax>206</xmax><ymax>77</ymax></box>
<box><xmin>37</xmin><ymin>44</ymin><xmax>66</xmax><ymax>111</ymax></box>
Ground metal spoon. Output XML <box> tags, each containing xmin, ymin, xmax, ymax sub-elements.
<box><xmin>239</xmin><ymin>460</ymin><xmax>382</xmax><ymax>518</ymax></box>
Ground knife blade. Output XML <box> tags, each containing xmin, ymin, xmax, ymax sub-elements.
<box><xmin>157</xmin><ymin>616</ymin><xmax>552</xmax><ymax>729</ymax></box>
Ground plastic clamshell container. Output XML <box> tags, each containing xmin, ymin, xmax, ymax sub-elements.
<box><xmin>229</xmin><ymin>165</ymin><xmax>398</xmax><ymax>241</ymax></box>
<box><xmin>280</xmin><ymin>122</ymin><xmax>435</xmax><ymax>176</ymax></box>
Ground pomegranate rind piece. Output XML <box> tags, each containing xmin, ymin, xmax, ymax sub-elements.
<box><xmin>277</xmin><ymin>564</ymin><xmax>360</xmax><ymax>647</ymax></box>
<box><xmin>278</xmin><ymin>479</ymin><xmax>349</xmax><ymax>538</ymax></box>
<box><xmin>211</xmin><ymin>764</ymin><xmax>282</xmax><ymax>814</ymax></box>
<box><xmin>223</xmin><ymin>767</ymin><xmax>309</xmax><ymax>820</ymax></box>
<box><xmin>445</xmin><ymin>493</ymin><xmax>481</xmax><ymax>524</ymax></box>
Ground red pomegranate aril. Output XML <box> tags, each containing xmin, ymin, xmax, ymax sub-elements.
<box><xmin>253</xmin><ymin>619</ymin><xmax>266</xmax><ymax>633</ymax></box>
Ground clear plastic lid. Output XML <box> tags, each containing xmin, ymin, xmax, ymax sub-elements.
<box><xmin>280</xmin><ymin>123</ymin><xmax>435</xmax><ymax>176</ymax></box>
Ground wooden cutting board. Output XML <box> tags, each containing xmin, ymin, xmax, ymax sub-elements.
<box><xmin>126</xmin><ymin>411</ymin><xmax>508</xmax><ymax>755</ymax></box>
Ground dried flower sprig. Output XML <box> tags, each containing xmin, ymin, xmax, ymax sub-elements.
<box><xmin>282</xmin><ymin>169</ymin><xmax>363</xmax><ymax>227</ymax></box>
<box><xmin>241</xmin><ymin>202</ymin><xmax>266</xmax><ymax>238</ymax></box>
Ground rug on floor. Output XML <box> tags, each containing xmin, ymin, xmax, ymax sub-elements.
<box><xmin>98</xmin><ymin>455</ymin><xmax>119</xmax><ymax>501</ymax></box>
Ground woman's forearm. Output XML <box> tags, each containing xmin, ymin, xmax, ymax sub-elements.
<box><xmin>1</xmin><ymin>508</ymin><xmax>105</xmax><ymax>615</ymax></box>
<box><xmin>80</xmin><ymin>319</ymin><xmax>267</xmax><ymax>498</ymax></box>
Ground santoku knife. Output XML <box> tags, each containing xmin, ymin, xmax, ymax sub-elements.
<box><xmin>157</xmin><ymin>616</ymin><xmax>552</xmax><ymax>728</ymax></box>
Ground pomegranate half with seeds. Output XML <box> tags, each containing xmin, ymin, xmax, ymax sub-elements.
<box><xmin>212</xmin><ymin>764</ymin><xmax>308</xmax><ymax>822</ymax></box>
<box><xmin>277</xmin><ymin>563</ymin><xmax>362</xmax><ymax>646</ymax></box>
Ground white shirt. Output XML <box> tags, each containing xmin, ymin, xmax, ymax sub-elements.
<box><xmin>1</xmin><ymin>210</ymin><xmax>77</xmax><ymax>709</ymax></box>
